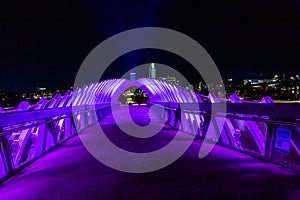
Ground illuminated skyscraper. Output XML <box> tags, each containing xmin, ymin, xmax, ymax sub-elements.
<box><xmin>130</xmin><ymin>73</ymin><xmax>136</xmax><ymax>81</ymax></box>
<box><xmin>149</xmin><ymin>63</ymin><xmax>156</xmax><ymax>79</ymax></box>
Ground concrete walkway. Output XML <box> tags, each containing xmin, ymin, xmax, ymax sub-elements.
<box><xmin>1</xmin><ymin>106</ymin><xmax>300</xmax><ymax>199</ymax></box>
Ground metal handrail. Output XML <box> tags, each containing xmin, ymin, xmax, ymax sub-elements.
<box><xmin>0</xmin><ymin>104</ymin><xmax>113</xmax><ymax>183</ymax></box>
<box><xmin>153</xmin><ymin>102</ymin><xmax>300</xmax><ymax>119</ymax></box>
<box><xmin>152</xmin><ymin>102</ymin><xmax>300</xmax><ymax>172</ymax></box>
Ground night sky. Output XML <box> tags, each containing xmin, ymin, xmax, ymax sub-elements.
<box><xmin>0</xmin><ymin>0</ymin><xmax>299</xmax><ymax>91</ymax></box>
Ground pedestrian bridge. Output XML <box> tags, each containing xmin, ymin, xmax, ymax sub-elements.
<box><xmin>0</xmin><ymin>78</ymin><xmax>300</xmax><ymax>199</ymax></box>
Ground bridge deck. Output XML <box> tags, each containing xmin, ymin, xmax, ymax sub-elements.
<box><xmin>1</xmin><ymin>106</ymin><xmax>300</xmax><ymax>199</ymax></box>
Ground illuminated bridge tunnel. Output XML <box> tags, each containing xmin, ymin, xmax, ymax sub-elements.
<box><xmin>1</xmin><ymin>78</ymin><xmax>300</xmax><ymax>199</ymax></box>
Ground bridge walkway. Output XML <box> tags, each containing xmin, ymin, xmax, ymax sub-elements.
<box><xmin>0</xmin><ymin>106</ymin><xmax>300</xmax><ymax>199</ymax></box>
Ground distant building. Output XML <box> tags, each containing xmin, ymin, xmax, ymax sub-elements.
<box><xmin>159</xmin><ymin>75</ymin><xmax>178</xmax><ymax>85</ymax></box>
<box><xmin>149</xmin><ymin>63</ymin><xmax>156</xmax><ymax>78</ymax></box>
<box><xmin>243</xmin><ymin>78</ymin><xmax>275</xmax><ymax>85</ymax></box>
<box><xmin>130</xmin><ymin>73</ymin><xmax>136</xmax><ymax>81</ymax></box>
<box><xmin>166</xmin><ymin>75</ymin><xmax>177</xmax><ymax>84</ymax></box>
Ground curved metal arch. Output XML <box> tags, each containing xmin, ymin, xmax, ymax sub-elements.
<box><xmin>72</xmin><ymin>78</ymin><xmax>196</xmax><ymax>106</ymax></box>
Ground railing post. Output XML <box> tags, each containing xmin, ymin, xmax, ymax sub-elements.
<box><xmin>202</xmin><ymin>112</ymin><xmax>211</xmax><ymax>139</ymax></box>
<box><xmin>174</xmin><ymin>104</ymin><xmax>181</xmax><ymax>130</ymax></box>
<box><xmin>233</xmin><ymin>129</ymin><xmax>242</xmax><ymax>149</ymax></box>
<box><xmin>265</xmin><ymin>122</ymin><xmax>275</xmax><ymax>158</ymax></box>
<box><xmin>65</xmin><ymin>116</ymin><xmax>72</xmax><ymax>138</ymax></box>
<box><xmin>0</xmin><ymin>135</ymin><xmax>13</xmax><ymax>173</ymax></box>
<box><xmin>167</xmin><ymin>102</ymin><xmax>171</xmax><ymax>125</ymax></box>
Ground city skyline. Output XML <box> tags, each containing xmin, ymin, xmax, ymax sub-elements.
<box><xmin>0</xmin><ymin>1</ymin><xmax>300</xmax><ymax>91</ymax></box>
